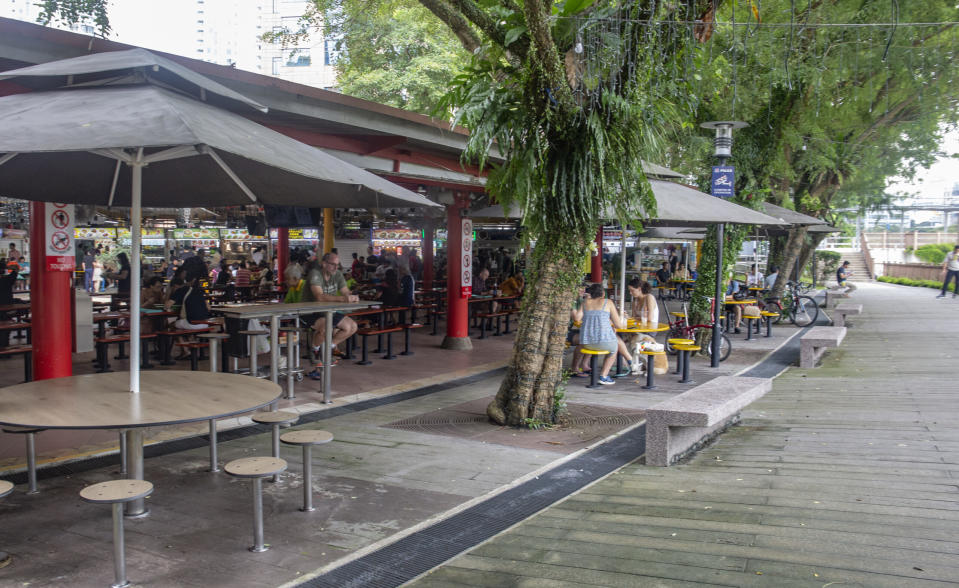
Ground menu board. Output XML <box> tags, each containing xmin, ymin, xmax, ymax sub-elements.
<box><xmin>118</xmin><ymin>228</ymin><xmax>166</xmax><ymax>239</ymax></box>
<box><xmin>173</xmin><ymin>228</ymin><xmax>220</xmax><ymax>240</ymax></box>
<box><xmin>220</xmin><ymin>228</ymin><xmax>268</xmax><ymax>240</ymax></box>
<box><xmin>75</xmin><ymin>227</ymin><xmax>117</xmax><ymax>239</ymax></box>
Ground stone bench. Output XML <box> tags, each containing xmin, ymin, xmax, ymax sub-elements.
<box><xmin>799</xmin><ymin>326</ymin><xmax>846</xmax><ymax>368</ymax></box>
<box><xmin>833</xmin><ymin>303</ymin><xmax>863</xmax><ymax>328</ymax></box>
<box><xmin>824</xmin><ymin>288</ymin><xmax>850</xmax><ymax>308</ymax></box>
<box><xmin>645</xmin><ymin>376</ymin><xmax>772</xmax><ymax>466</ymax></box>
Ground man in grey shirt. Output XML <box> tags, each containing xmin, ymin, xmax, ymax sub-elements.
<box><xmin>302</xmin><ymin>252</ymin><xmax>359</xmax><ymax>377</ymax></box>
<box><xmin>937</xmin><ymin>245</ymin><xmax>959</xmax><ymax>298</ymax></box>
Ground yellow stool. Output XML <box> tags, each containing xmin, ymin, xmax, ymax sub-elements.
<box><xmin>669</xmin><ymin>311</ymin><xmax>686</xmax><ymax>319</ymax></box>
<box><xmin>761</xmin><ymin>311</ymin><xmax>779</xmax><ymax>337</ymax></box>
<box><xmin>667</xmin><ymin>338</ymin><xmax>694</xmax><ymax>374</ymax></box>
<box><xmin>580</xmin><ymin>349</ymin><xmax>611</xmax><ymax>389</ymax></box>
<box><xmin>673</xmin><ymin>343</ymin><xmax>701</xmax><ymax>383</ymax></box>
<box><xmin>743</xmin><ymin>313</ymin><xmax>762</xmax><ymax>340</ymax></box>
<box><xmin>640</xmin><ymin>349</ymin><xmax>666</xmax><ymax>389</ymax></box>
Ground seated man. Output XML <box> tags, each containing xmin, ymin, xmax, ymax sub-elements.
<box><xmin>724</xmin><ymin>278</ymin><xmax>743</xmax><ymax>334</ymax></box>
<box><xmin>836</xmin><ymin>260</ymin><xmax>856</xmax><ymax>292</ymax></box>
<box><xmin>301</xmin><ymin>252</ymin><xmax>359</xmax><ymax>378</ymax></box>
<box><xmin>763</xmin><ymin>266</ymin><xmax>778</xmax><ymax>290</ymax></box>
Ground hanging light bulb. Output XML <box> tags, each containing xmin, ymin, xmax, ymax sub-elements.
<box><xmin>574</xmin><ymin>33</ymin><xmax>583</xmax><ymax>54</ymax></box>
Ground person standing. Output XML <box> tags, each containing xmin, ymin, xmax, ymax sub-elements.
<box><xmin>937</xmin><ymin>245</ymin><xmax>959</xmax><ymax>299</ymax></box>
<box><xmin>82</xmin><ymin>248</ymin><xmax>96</xmax><ymax>293</ymax></box>
<box><xmin>7</xmin><ymin>243</ymin><xmax>20</xmax><ymax>261</ymax></box>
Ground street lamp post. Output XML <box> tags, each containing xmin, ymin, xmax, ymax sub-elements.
<box><xmin>701</xmin><ymin>121</ymin><xmax>747</xmax><ymax>368</ymax></box>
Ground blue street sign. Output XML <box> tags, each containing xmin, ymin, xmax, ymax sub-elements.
<box><xmin>711</xmin><ymin>166</ymin><xmax>735</xmax><ymax>198</ymax></box>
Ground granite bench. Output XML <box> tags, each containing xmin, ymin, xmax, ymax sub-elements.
<box><xmin>824</xmin><ymin>288</ymin><xmax>850</xmax><ymax>308</ymax></box>
<box><xmin>833</xmin><ymin>303</ymin><xmax>862</xmax><ymax>327</ymax></box>
<box><xmin>799</xmin><ymin>326</ymin><xmax>846</xmax><ymax>368</ymax></box>
<box><xmin>645</xmin><ymin>376</ymin><xmax>772</xmax><ymax>466</ymax></box>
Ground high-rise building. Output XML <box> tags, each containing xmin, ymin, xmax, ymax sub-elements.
<box><xmin>2</xmin><ymin>0</ymin><xmax>338</xmax><ymax>90</ymax></box>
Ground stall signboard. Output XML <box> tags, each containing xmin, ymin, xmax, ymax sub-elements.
<box><xmin>461</xmin><ymin>218</ymin><xmax>472</xmax><ymax>298</ymax></box>
<box><xmin>373</xmin><ymin>228</ymin><xmax>424</xmax><ymax>249</ymax></box>
<box><xmin>286</xmin><ymin>228</ymin><xmax>318</xmax><ymax>240</ymax></box>
<box><xmin>173</xmin><ymin>228</ymin><xmax>220</xmax><ymax>240</ymax></box>
<box><xmin>0</xmin><ymin>228</ymin><xmax>27</xmax><ymax>239</ymax></box>
<box><xmin>220</xmin><ymin>228</ymin><xmax>268</xmax><ymax>240</ymax></box>
<box><xmin>75</xmin><ymin>227</ymin><xmax>117</xmax><ymax>239</ymax></box>
<box><xmin>45</xmin><ymin>203</ymin><xmax>75</xmax><ymax>271</ymax></box>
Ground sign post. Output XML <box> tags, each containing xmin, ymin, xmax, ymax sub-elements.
<box><xmin>45</xmin><ymin>203</ymin><xmax>76</xmax><ymax>271</ymax></box>
<box><xmin>710</xmin><ymin>166</ymin><xmax>735</xmax><ymax>199</ymax></box>
<box><xmin>461</xmin><ymin>217</ymin><xmax>473</xmax><ymax>298</ymax></box>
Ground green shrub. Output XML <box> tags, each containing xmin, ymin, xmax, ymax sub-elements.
<box><xmin>816</xmin><ymin>250</ymin><xmax>841</xmax><ymax>281</ymax></box>
<box><xmin>877</xmin><ymin>275</ymin><xmax>944</xmax><ymax>289</ymax></box>
<box><xmin>913</xmin><ymin>244</ymin><xmax>953</xmax><ymax>265</ymax></box>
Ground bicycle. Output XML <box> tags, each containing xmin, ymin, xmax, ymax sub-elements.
<box><xmin>759</xmin><ymin>281</ymin><xmax>819</xmax><ymax>327</ymax></box>
<box><xmin>663</xmin><ymin>299</ymin><xmax>732</xmax><ymax>362</ymax></box>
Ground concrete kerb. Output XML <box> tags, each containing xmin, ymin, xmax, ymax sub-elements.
<box><xmin>288</xmin><ymin>321</ymin><xmax>813</xmax><ymax>586</ymax></box>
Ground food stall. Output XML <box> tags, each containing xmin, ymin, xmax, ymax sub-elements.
<box><xmin>372</xmin><ymin>227</ymin><xmax>422</xmax><ymax>257</ymax></box>
<box><xmin>269</xmin><ymin>227</ymin><xmax>319</xmax><ymax>248</ymax></box>
<box><xmin>118</xmin><ymin>228</ymin><xmax>166</xmax><ymax>265</ymax></box>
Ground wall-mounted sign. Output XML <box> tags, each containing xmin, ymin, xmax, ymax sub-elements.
<box><xmin>75</xmin><ymin>227</ymin><xmax>117</xmax><ymax>239</ymax></box>
<box><xmin>0</xmin><ymin>229</ymin><xmax>27</xmax><ymax>239</ymax></box>
<box><xmin>45</xmin><ymin>203</ymin><xmax>75</xmax><ymax>271</ymax></box>
<box><xmin>460</xmin><ymin>218</ymin><xmax>473</xmax><ymax>298</ymax></box>
<box><xmin>117</xmin><ymin>228</ymin><xmax>166</xmax><ymax>239</ymax></box>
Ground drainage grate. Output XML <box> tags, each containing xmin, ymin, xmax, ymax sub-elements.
<box><xmin>299</xmin><ymin>423</ymin><xmax>647</xmax><ymax>588</ymax></box>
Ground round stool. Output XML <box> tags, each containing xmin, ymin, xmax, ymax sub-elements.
<box><xmin>224</xmin><ymin>457</ymin><xmax>288</xmax><ymax>553</ymax></box>
<box><xmin>80</xmin><ymin>479</ymin><xmax>154</xmax><ymax>588</ymax></box>
<box><xmin>640</xmin><ymin>349</ymin><xmax>666</xmax><ymax>389</ymax></box>
<box><xmin>673</xmin><ymin>343</ymin><xmax>701</xmax><ymax>383</ymax></box>
<box><xmin>667</xmin><ymin>338</ymin><xmax>694</xmax><ymax>374</ymax></box>
<box><xmin>761</xmin><ymin>311</ymin><xmax>779</xmax><ymax>337</ymax></box>
<box><xmin>196</xmin><ymin>332</ymin><xmax>230</xmax><ymax>373</ymax></box>
<box><xmin>279</xmin><ymin>326</ymin><xmax>301</xmax><ymax>400</ymax></box>
<box><xmin>238</xmin><ymin>329</ymin><xmax>269</xmax><ymax>378</ymax></box>
<box><xmin>280</xmin><ymin>430</ymin><xmax>334</xmax><ymax>512</ymax></box>
<box><xmin>0</xmin><ymin>479</ymin><xmax>14</xmax><ymax>569</ymax></box>
<box><xmin>580</xmin><ymin>349</ymin><xmax>611</xmax><ymax>388</ymax></box>
<box><xmin>743</xmin><ymin>314</ymin><xmax>761</xmax><ymax>340</ymax></box>
<box><xmin>2</xmin><ymin>426</ymin><xmax>44</xmax><ymax>494</ymax></box>
<box><xmin>251</xmin><ymin>411</ymin><xmax>300</xmax><ymax>482</ymax></box>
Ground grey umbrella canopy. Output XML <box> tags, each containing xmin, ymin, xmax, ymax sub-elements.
<box><xmin>0</xmin><ymin>85</ymin><xmax>439</xmax><ymax>209</ymax></box>
<box><xmin>471</xmin><ymin>180</ymin><xmax>785</xmax><ymax>227</ymax></box>
<box><xmin>759</xmin><ymin>202</ymin><xmax>826</xmax><ymax>226</ymax></box>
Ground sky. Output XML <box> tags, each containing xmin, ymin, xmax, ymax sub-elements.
<box><xmin>886</xmin><ymin>128</ymin><xmax>959</xmax><ymax>204</ymax></box>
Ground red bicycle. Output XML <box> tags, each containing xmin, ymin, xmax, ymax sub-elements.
<box><xmin>663</xmin><ymin>299</ymin><xmax>732</xmax><ymax>362</ymax></box>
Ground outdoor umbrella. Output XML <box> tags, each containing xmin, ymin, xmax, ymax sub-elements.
<box><xmin>0</xmin><ymin>51</ymin><xmax>440</xmax><ymax>394</ymax></box>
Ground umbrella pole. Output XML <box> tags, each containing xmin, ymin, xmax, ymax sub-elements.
<box><xmin>619</xmin><ymin>224</ymin><xmax>627</xmax><ymax>317</ymax></box>
<box><xmin>712</xmin><ymin>223</ymin><xmax>723</xmax><ymax>368</ymax></box>
<box><xmin>129</xmin><ymin>152</ymin><xmax>143</xmax><ymax>394</ymax></box>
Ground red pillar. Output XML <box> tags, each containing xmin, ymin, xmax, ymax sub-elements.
<box><xmin>422</xmin><ymin>217</ymin><xmax>434</xmax><ymax>290</ymax></box>
<box><xmin>277</xmin><ymin>228</ymin><xmax>289</xmax><ymax>285</ymax></box>
<box><xmin>591</xmin><ymin>226</ymin><xmax>603</xmax><ymax>283</ymax></box>
<box><xmin>30</xmin><ymin>201</ymin><xmax>73</xmax><ymax>380</ymax></box>
<box><xmin>442</xmin><ymin>193</ymin><xmax>472</xmax><ymax>350</ymax></box>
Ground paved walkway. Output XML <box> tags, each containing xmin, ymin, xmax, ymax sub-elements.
<box><xmin>411</xmin><ymin>282</ymin><xmax>959</xmax><ymax>587</ymax></box>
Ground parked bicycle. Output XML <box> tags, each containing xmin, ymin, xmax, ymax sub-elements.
<box><xmin>759</xmin><ymin>281</ymin><xmax>819</xmax><ymax>327</ymax></box>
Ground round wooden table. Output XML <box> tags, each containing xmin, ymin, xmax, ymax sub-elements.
<box><xmin>0</xmin><ymin>370</ymin><xmax>281</xmax><ymax>516</ymax></box>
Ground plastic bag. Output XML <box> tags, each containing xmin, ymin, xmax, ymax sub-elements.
<box><xmin>247</xmin><ymin>319</ymin><xmax>271</xmax><ymax>355</ymax></box>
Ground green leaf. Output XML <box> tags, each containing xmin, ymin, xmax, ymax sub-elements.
<box><xmin>504</xmin><ymin>26</ymin><xmax>527</xmax><ymax>48</ymax></box>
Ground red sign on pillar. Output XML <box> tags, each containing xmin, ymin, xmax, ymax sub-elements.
<box><xmin>460</xmin><ymin>218</ymin><xmax>473</xmax><ymax>298</ymax></box>
<box><xmin>45</xmin><ymin>203</ymin><xmax>76</xmax><ymax>271</ymax></box>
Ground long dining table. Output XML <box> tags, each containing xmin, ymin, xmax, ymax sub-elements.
<box><xmin>211</xmin><ymin>300</ymin><xmax>378</xmax><ymax>403</ymax></box>
<box><xmin>0</xmin><ymin>370</ymin><xmax>281</xmax><ymax>516</ymax></box>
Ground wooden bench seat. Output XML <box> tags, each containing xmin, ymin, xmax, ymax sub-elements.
<box><xmin>799</xmin><ymin>326</ymin><xmax>847</xmax><ymax>368</ymax></box>
<box><xmin>355</xmin><ymin>326</ymin><xmax>403</xmax><ymax>365</ymax></box>
<box><xmin>476</xmin><ymin>311</ymin><xmax>511</xmax><ymax>338</ymax></box>
<box><xmin>833</xmin><ymin>303</ymin><xmax>863</xmax><ymax>328</ymax></box>
<box><xmin>645</xmin><ymin>376</ymin><xmax>772</xmax><ymax>466</ymax></box>
<box><xmin>0</xmin><ymin>344</ymin><xmax>32</xmax><ymax>382</ymax></box>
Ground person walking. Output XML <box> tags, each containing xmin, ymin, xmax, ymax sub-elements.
<box><xmin>937</xmin><ymin>245</ymin><xmax>959</xmax><ymax>299</ymax></box>
<box><xmin>82</xmin><ymin>248</ymin><xmax>96</xmax><ymax>293</ymax></box>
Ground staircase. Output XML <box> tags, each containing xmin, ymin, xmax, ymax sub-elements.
<box><xmin>826</xmin><ymin>249</ymin><xmax>871</xmax><ymax>282</ymax></box>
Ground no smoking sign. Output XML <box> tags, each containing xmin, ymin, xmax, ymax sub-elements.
<box><xmin>44</xmin><ymin>203</ymin><xmax>76</xmax><ymax>271</ymax></box>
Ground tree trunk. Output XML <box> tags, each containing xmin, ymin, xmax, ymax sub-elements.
<box><xmin>796</xmin><ymin>232</ymin><xmax>827</xmax><ymax>284</ymax></box>
<box><xmin>487</xmin><ymin>236</ymin><xmax>586</xmax><ymax>427</ymax></box>
<box><xmin>770</xmin><ymin>226</ymin><xmax>808</xmax><ymax>298</ymax></box>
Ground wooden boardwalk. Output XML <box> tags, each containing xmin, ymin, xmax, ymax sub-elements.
<box><xmin>411</xmin><ymin>282</ymin><xmax>959</xmax><ymax>587</ymax></box>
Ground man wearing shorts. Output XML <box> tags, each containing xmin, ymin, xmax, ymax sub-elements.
<box><xmin>302</xmin><ymin>252</ymin><xmax>359</xmax><ymax>378</ymax></box>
